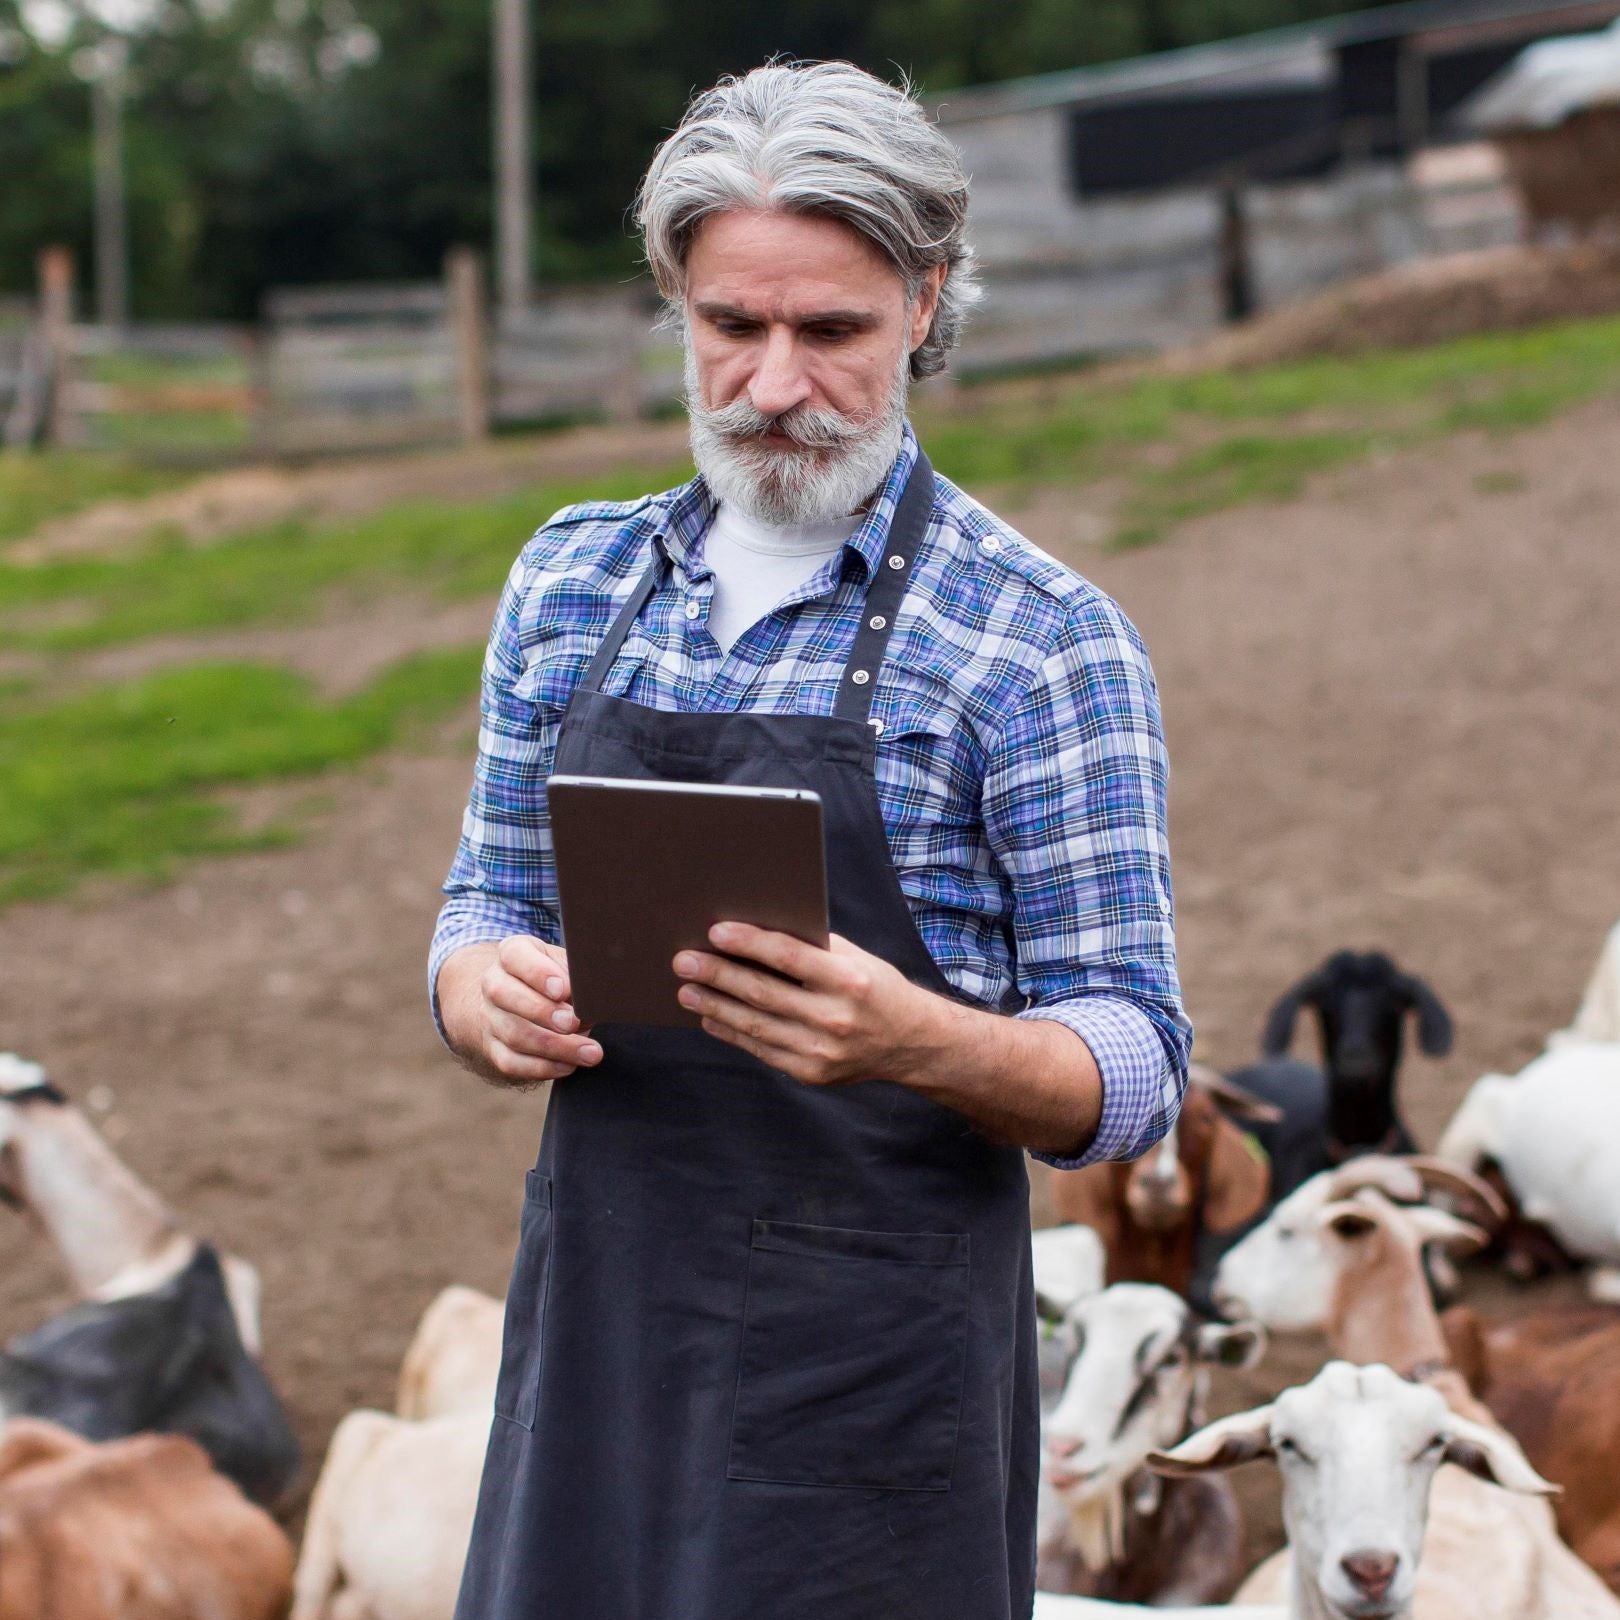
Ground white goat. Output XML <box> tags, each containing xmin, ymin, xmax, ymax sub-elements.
<box><xmin>290</xmin><ymin>1409</ymin><xmax>488</xmax><ymax>1620</ymax></box>
<box><xmin>0</xmin><ymin>1052</ymin><xmax>262</xmax><ymax>1350</ymax></box>
<box><xmin>1437</xmin><ymin>1041</ymin><xmax>1620</xmax><ymax>1302</ymax></box>
<box><xmin>395</xmin><ymin>1286</ymin><xmax>503</xmax><ymax>1420</ymax></box>
<box><xmin>1552</xmin><ymin>920</ymin><xmax>1620</xmax><ymax>1047</ymax></box>
<box><xmin>1149</xmin><ymin>1360</ymin><xmax>1557</xmax><ymax>1620</ymax></box>
<box><xmin>1038</xmin><ymin>1282</ymin><xmax>1263</xmax><ymax>1603</ymax></box>
<box><xmin>1213</xmin><ymin>1161</ymin><xmax>1620</xmax><ymax>1619</ymax></box>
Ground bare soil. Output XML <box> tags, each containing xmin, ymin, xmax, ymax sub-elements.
<box><xmin>3</xmin><ymin>396</ymin><xmax>1617</xmax><ymax>1570</ymax></box>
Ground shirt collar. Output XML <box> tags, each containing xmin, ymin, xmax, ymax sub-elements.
<box><xmin>656</xmin><ymin>421</ymin><xmax>920</xmax><ymax>582</ymax></box>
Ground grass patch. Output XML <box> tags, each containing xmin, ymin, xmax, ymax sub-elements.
<box><xmin>0</xmin><ymin>452</ymin><xmax>181</xmax><ymax>548</ymax></box>
<box><xmin>0</xmin><ymin>645</ymin><xmax>480</xmax><ymax>907</ymax></box>
<box><xmin>927</xmin><ymin>312</ymin><xmax>1620</xmax><ymax>545</ymax></box>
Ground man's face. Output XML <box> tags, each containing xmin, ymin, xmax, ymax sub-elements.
<box><xmin>680</xmin><ymin>210</ymin><xmax>941</xmax><ymax>525</ymax></box>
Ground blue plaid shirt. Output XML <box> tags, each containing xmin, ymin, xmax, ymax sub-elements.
<box><xmin>431</xmin><ymin>424</ymin><xmax>1190</xmax><ymax>1168</ymax></box>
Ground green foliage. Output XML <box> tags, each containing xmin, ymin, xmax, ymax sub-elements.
<box><xmin>0</xmin><ymin>648</ymin><xmax>479</xmax><ymax>906</ymax></box>
<box><xmin>0</xmin><ymin>0</ymin><xmax>1400</xmax><ymax>318</ymax></box>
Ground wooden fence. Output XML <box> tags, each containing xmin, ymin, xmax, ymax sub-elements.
<box><xmin>1</xmin><ymin>155</ymin><xmax>1528</xmax><ymax>462</ymax></box>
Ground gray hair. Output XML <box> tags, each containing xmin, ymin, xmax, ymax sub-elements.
<box><xmin>635</xmin><ymin>60</ymin><xmax>979</xmax><ymax>380</ymax></box>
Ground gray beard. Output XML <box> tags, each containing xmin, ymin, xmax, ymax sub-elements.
<box><xmin>684</xmin><ymin>347</ymin><xmax>909</xmax><ymax>526</ymax></box>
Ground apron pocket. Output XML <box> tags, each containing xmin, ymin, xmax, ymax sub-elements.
<box><xmin>727</xmin><ymin>1219</ymin><xmax>970</xmax><ymax>1492</ymax></box>
<box><xmin>493</xmin><ymin>1170</ymin><xmax>553</xmax><ymax>1430</ymax></box>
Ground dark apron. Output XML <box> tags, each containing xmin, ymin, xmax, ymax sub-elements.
<box><xmin>454</xmin><ymin>454</ymin><xmax>1040</xmax><ymax>1620</ymax></box>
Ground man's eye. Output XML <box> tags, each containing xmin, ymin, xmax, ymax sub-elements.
<box><xmin>810</xmin><ymin>327</ymin><xmax>854</xmax><ymax>343</ymax></box>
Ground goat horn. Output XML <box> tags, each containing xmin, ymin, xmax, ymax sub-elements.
<box><xmin>1322</xmin><ymin>1156</ymin><xmax>1425</xmax><ymax>1205</ymax></box>
<box><xmin>1404</xmin><ymin>1157</ymin><xmax>1509</xmax><ymax>1231</ymax></box>
<box><xmin>1187</xmin><ymin>1063</ymin><xmax>1284</xmax><ymax>1126</ymax></box>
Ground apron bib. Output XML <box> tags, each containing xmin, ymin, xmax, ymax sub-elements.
<box><xmin>454</xmin><ymin>455</ymin><xmax>1040</xmax><ymax>1620</ymax></box>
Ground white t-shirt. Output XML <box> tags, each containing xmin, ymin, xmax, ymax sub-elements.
<box><xmin>701</xmin><ymin>504</ymin><xmax>861</xmax><ymax>656</ymax></box>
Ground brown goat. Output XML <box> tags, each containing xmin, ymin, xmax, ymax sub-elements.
<box><xmin>1443</xmin><ymin>1303</ymin><xmax>1620</xmax><ymax>1594</ymax></box>
<box><xmin>1050</xmin><ymin>1066</ymin><xmax>1278</xmax><ymax>1298</ymax></box>
<box><xmin>0</xmin><ymin>1418</ymin><xmax>292</xmax><ymax>1620</ymax></box>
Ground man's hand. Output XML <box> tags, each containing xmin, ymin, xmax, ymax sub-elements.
<box><xmin>438</xmin><ymin>936</ymin><xmax>602</xmax><ymax>1087</ymax></box>
<box><xmin>673</xmin><ymin>923</ymin><xmax>935</xmax><ymax>1086</ymax></box>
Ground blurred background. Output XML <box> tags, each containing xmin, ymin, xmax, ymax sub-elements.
<box><xmin>2</xmin><ymin>0</ymin><xmax>1618</xmax><ymax>1586</ymax></box>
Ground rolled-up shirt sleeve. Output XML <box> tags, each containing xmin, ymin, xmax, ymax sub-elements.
<box><xmin>428</xmin><ymin>550</ymin><xmax>562</xmax><ymax>1045</ymax></box>
<box><xmin>982</xmin><ymin>590</ymin><xmax>1192</xmax><ymax>1169</ymax></box>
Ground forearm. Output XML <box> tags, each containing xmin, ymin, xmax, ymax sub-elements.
<box><xmin>435</xmin><ymin>941</ymin><xmax>503</xmax><ymax>1075</ymax></box>
<box><xmin>890</xmin><ymin>992</ymin><xmax>1104</xmax><ymax>1160</ymax></box>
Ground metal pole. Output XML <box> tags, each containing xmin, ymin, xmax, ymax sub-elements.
<box><xmin>493</xmin><ymin>0</ymin><xmax>533</xmax><ymax>316</ymax></box>
<box><xmin>90</xmin><ymin>46</ymin><xmax>130</xmax><ymax>329</ymax></box>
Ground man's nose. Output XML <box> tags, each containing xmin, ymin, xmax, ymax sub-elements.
<box><xmin>747</xmin><ymin>329</ymin><xmax>813</xmax><ymax>419</ymax></box>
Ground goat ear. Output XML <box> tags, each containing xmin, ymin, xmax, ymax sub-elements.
<box><xmin>1261</xmin><ymin>972</ymin><xmax>1326</xmax><ymax>1057</ymax></box>
<box><xmin>1442</xmin><ymin>1416</ymin><xmax>1559</xmax><ymax>1497</ymax></box>
<box><xmin>1149</xmin><ymin>1404</ymin><xmax>1276</xmax><ymax>1476</ymax></box>
<box><xmin>1190</xmin><ymin>1063</ymin><xmax>1285</xmax><ymax>1126</ymax></box>
<box><xmin>1320</xmin><ymin>1201</ymin><xmax>1381</xmax><ymax>1240</ymax></box>
<box><xmin>1196</xmin><ymin>1320</ymin><xmax>1267</xmax><ymax>1370</ymax></box>
<box><xmin>1203</xmin><ymin>1119</ymin><xmax>1272</xmax><ymax>1235</ymax></box>
<box><xmin>1403</xmin><ymin>1205</ymin><xmax>1488</xmax><ymax>1257</ymax></box>
<box><xmin>1398</xmin><ymin>974</ymin><xmax>1454</xmax><ymax>1057</ymax></box>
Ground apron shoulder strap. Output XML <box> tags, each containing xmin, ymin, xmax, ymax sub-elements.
<box><xmin>579</xmin><ymin>550</ymin><xmax>666</xmax><ymax>696</ymax></box>
<box><xmin>831</xmin><ymin>450</ymin><xmax>936</xmax><ymax>723</ymax></box>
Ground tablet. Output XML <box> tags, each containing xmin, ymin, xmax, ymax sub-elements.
<box><xmin>547</xmin><ymin>775</ymin><xmax>830</xmax><ymax>1029</ymax></box>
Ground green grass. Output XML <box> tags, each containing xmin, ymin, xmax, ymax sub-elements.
<box><xmin>927</xmin><ymin>312</ymin><xmax>1620</xmax><ymax>545</ymax></box>
<box><xmin>0</xmin><ymin>452</ymin><xmax>181</xmax><ymax>548</ymax></box>
<box><xmin>0</xmin><ymin>646</ymin><xmax>481</xmax><ymax>907</ymax></box>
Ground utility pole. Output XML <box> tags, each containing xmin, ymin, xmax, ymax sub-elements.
<box><xmin>492</xmin><ymin>0</ymin><xmax>533</xmax><ymax>317</ymax></box>
<box><xmin>78</xmin><ymin>32</ymin><xmax>130</xmax><ymax>329</ymax></box>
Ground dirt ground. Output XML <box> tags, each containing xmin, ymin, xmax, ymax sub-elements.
<box><xmin>3</xmin><ymin>392</ymin><xmax>1617</xmax><ymax>1570</ymax></box>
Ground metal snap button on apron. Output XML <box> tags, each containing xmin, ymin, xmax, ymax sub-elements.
<box><xmin>850</xmin><ymin>669</ymin><xmax>870</xmax><ymax>685</ymax></box>
<box><xmin>886</xmin><ymin>553</ymin><xmax>906</xmax><ymax>569</ymax></box>
<box><xmin>868</xmin><ymin>614</ymin><xmax>886</xmax><ymax>630</ymax></box>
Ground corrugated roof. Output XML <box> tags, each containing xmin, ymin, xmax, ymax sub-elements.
<box><xmin>930</xmin><ymin>0</ymin><xmax>1620</xmax><ymax>124</ymax></box>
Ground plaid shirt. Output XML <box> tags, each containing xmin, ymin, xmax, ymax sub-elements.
<box><xmin>431</xmin><ymin>424</ymin><xmax>1190</xmax><ymax>1168</ymax></box>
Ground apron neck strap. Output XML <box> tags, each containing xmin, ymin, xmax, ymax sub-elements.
<box><xmin>831</xmin><ymin>450</ymin><xmax>935</xmax><ymax>723</ymax></box>
<box><xmin>578</xmin><ymin>450</ymin><xmax>937</xmax><ymax>714</ymax></box>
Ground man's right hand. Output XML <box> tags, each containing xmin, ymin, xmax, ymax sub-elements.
<box><xmin>437</xmin><ymin>936</ymin><xmax>603</xmax><ymax>1086</ymax></box>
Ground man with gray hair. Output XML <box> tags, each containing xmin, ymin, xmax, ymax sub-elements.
<box><xmin>432</xmin><ymin>59</ymin><xmax>1189</xmax><ymax>1619</ymax></box>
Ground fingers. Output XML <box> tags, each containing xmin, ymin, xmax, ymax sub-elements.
<box><xmin>498</xmin><ymin>935</ymin><xmax>573</xmax><ymax>1002</ymax></box>
<box><xmin>486</xmin><ymin>1037</ymin><xmax>583</xmax><ymax>1086</ymax></box>
<box><xmin>673</xmin><ymin>947</ymin><xmax>820</xmax><ymax>1023</ymax></box>
<box><xmin>678</xmin><ymin>982</ymin><xmax>810</xmax><ymax>1053</ymax></box>
<box><xmin>703</xmin><ymin>922</ymin><xmax>828</xmax><ymax>985</ymax></box>
<box><xmin>488</xmin><ymin>1007</ymin><xmax>601</xmax><ymax>1067</ymax></box>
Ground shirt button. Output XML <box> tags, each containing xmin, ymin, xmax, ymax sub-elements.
<box><xmin>886</xmin><ymin>554</ymin><xmax>906</xmax><ymax>570</ymax></box>
<box><xmin>851</xmin><ymin>669</ymin><xmax>871</xmax><ymax>685</ymax></box>
<box><xmin>979</xmin><ymin>536</ymin><xmax>1002</xmax><ymax>555</ymax></box>
<box><xmin>684</xmin><ymin>600</ymin><xmax>700</xmax><ymax>620</ymax></box>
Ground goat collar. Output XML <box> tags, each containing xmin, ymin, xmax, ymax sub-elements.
<box><xmin>0</xmin><ymin>1081</ymin><xmax>69</xmax><ymax>1108</ymax></box>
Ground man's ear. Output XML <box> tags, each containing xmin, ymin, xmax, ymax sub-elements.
<box><xmin>907</xmin><ymin>263</ymin><xmax>947</xmax><ymax>353</ymax></box>
<box><xmin>1149</xmin><ymin>1403</ymin><xmax>1276</xmax><ymax>1477</ymax></box>
<box><xmin>1443</xmin><ymin>1415</ymin><xmax>1558</xmax><ymax>1496</ymax></box>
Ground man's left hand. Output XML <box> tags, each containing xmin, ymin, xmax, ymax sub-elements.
<box><xmin>673</xmin><ymin>923</ymin><xmax>938</xmax><ymax>1086</ymax></box>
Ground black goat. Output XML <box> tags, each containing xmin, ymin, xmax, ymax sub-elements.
<box><xmin>0</xmin><ymin>1242</ymin><xmax>300</xmax><ymax>1506</ymax></box>
<box><xmin>1261</xmin><ymin>949</ymin><xmax>1453</xmax><ymax>1162</ymax></box>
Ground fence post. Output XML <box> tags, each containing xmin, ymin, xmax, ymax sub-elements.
<box><xmin>39</xmin><ymin>245</ymin><xmax>76</xmax><ymax>445</ymax></box>
<box><xmin>446</xmin><ymin>246</ymin><xmax>491</xmax><ymax>442</ymax></box>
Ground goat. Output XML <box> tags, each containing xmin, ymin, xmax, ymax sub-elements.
<box><xmin>1149</xmin><ymin>1360</ymin><xmax>1559</xmax><ymax>1620</ymax></box>
<box><xmin>396</xmin><ymin>1285</ymin><xmax>503</xmax><ymax>1420</ymax></box>
<box><xmin>0</xmin><ymin>1416</ymin><xmax>292</xmax><ymax>1620</ymax></box>
<box><xmin>1049</xmin><ymin>1065</ymin><xmax>1280</xmax><ymax>1308</ymax></box>
<box><xmin>1552</xmin><ymin>919</ymin><xmax>1620</xmax><ymax>1047</ymax></box>
<box><xmin>1262</xmin><ymin>951</ymin><xmax>1453</xmax><ymax>1161</ymax></box>
<box><xmin>0</xmin><ymin>1054</ymin><xmax>299</xmax><ymax>1505</ymax></box>
<box><xmin>291</xmin><ymin>1408</ymin><xmax>487</xmax><ymax>1620</ymax></box>
<box><xmin>1437</xmin><ymin>1041</ymin><xmax>1620</xmax><ymax>1302</ymax></box>
<box><xmin>1212</xmin><ymin>1160</ymin><xmax>1620</xmax><ymax>1618</ymax></box>
<box><xmin>1442</xmin><ymin>1303</ymin><xmax>1620</xmax><ymax>1593</ymax></box>
<box><xmin>0</xmin><ymin>1052</ymin><xmax>262</xmax><ymax>1347</ymax></box>
<box><xmin>1036</xmin><ymin>1281</ymin><xmax>1264</xmax><ymax>1603</ymax></box>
